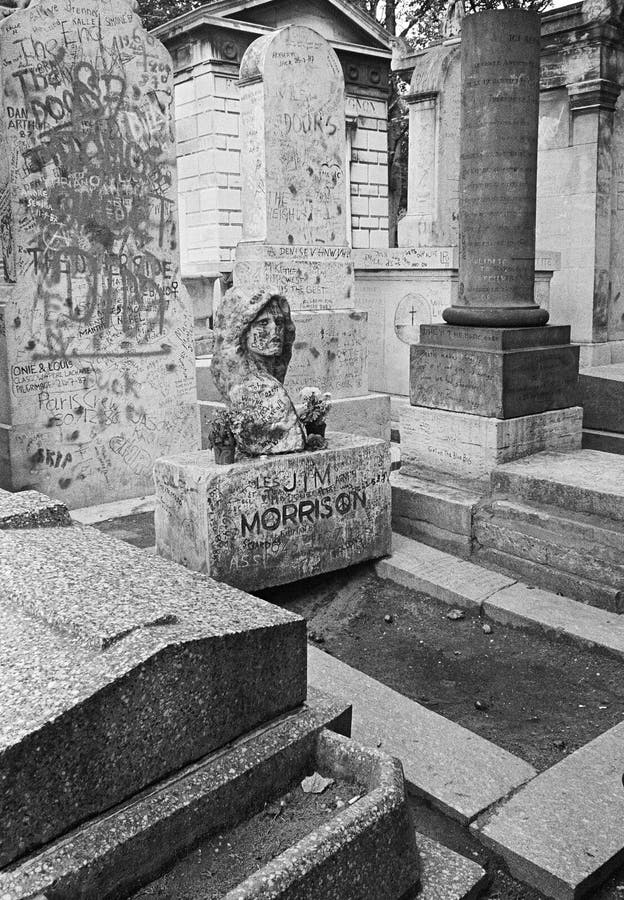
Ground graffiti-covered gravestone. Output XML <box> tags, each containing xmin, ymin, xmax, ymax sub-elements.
<box><xmin>231</xmin><ymin>25</ymin><xmax>388</xmax><ymax>438</ymax></box>
<box><xmin>155</xmin><ymin>434</ymin><xmax>391</xmax><ymax>591</ymax></box>
<box><xmin>0</xmin><ymin>0</ymin><xmax>199</xmax><ymax>506</ymax></box>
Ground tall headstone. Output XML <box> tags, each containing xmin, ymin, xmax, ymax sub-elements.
<box><xmin>400</xmin><ymin>10</ymin><xmax>582</xmax><ymax>484</ymax></box>
<box><xmin>232</xmin><ymin>25</ymin><xmax>389</xmax><ymax>437</ymax></box>
<box><xmin>0</xmin><ymin>0</ymin><xmax>199</xmax><ymax>507</ymax></box>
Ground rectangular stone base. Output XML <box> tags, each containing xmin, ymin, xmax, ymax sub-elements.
<box><xmin>410</xmin><ymin>325</ymin><xmax>579</xmax><ymax>418</ymax></box>
<box><xmin>154</xmin><ymin>433</ymin><xmax>391</xmax><ymax>590</ymax></box>
<box><xmin>400</xmin><ymin>405</ymin><xmax>583</xmax><ymax>482</ymax></box>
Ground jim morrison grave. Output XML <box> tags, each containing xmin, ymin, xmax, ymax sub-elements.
<box><xmin>155</xmin><ymin>25</ymin><xmax>392</xmax><ymax>591</ymax></box>
<box><xmin>155</xmin><ymin>283</ymin><xmax>391</xmax><ymax>591</ymax></box>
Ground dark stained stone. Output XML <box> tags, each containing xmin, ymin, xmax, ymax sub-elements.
<box><xmin>579</xmin><ymin>363</ymin><xmax>624</xmax><ymax>433</ymax></box>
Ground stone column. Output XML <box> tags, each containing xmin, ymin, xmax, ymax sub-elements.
<box><xmin>0</xmin><ymin>0</ymin><xmax>199</xmax><ymax>506</ymax></box>
<box><xmin>399</xmin><ymin>10</ymin><xmax>581</xmax><ymax>488</ymax></box>
<box><xmin>444</xmin><ymin>9</ymin><xmax>548</xmax><ymax>327</ymax></box>
<box><xmin>231</xmin><ymin>25</ymin><xmax>389</xmax><ymax>438</ymax></box>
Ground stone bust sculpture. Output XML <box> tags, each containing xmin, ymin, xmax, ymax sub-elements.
<box><xmin>211</xmin><ymin>287</ymin><xmax>306</xmax><ymax>456</ymax></box>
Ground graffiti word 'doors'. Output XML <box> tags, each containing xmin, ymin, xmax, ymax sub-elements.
<box><xmin>241</xmin><ymin>489</ymin><xmax>367</xmax><ymax>535</ymax></box>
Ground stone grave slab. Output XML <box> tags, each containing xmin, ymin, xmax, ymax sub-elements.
<box><xmin>154</xmin><ymin>432</ymin><xmax>391</xmax><ymax>590</ymax></box>
<box><xmin>308</xmin><ymin>645</ymin><xmax>536</xmax><ymax>824</ymax></box>
<box><xmin>0</xmin><ymin>523</ymin><xmax>305</xmax><ymax>867</ymax></box>
<box><xmin>400</xmin><ymin>405</ymin><xmax>583</xmax><ymax>482</ymax></box>
<box><xmin>474</xmin><ymin>719</ymin><xmax>624</xmax><ymax>898</ymax></box>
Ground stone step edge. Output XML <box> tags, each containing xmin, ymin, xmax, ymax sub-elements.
<box><xmin>377</xmin><ymin>534</ymin><xmax>624</xmax><ymax>660</ymax></box>
<box><xmin>475</xmin><ymin>546</ymin><xmax>622</xmax><ymax>615</ymax></box>
<box><xmin>0</xmin><ymin>690</ymin><xmax>352</xmax><ymax>900</ymax></box>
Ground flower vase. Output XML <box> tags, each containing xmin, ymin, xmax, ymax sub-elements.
<box><xmin>305</xmin><ymin>421</ymin><xmax>326</xmax><ymax>438</ymax></box>
<box><xmin>214</xmin><ymin>443</ymin><xmax>236</xmax><ymax>465</ymax></box>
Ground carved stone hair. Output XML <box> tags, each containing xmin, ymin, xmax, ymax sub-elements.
<box><xmin>211</xmin><ymin>287</ymin><xmax>296</xmax><ymax>402</ymax></box>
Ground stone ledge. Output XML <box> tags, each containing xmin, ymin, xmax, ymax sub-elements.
<box><xmin>308</xmin><ymin>644</ymin><xmax>536</xmax><ymax>824</ymax></box>
<box><xmin>0</xmin><ymin>691</ymin><xmax>353</xmax><ymax>900</ymax></box>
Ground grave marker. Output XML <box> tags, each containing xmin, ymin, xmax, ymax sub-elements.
<box><xmin>0</xmin><ymin>0</ymin><xmax>199</xmax><ymax>506</ymax></box>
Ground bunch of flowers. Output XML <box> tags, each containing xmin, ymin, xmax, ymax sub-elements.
<box><xmin>298</xmin><ymin>387</ymin><xmax>332</xmax><ymax>425</ymax></box>
<box><xmin>206</xmin><ymin>408</ymin><xmax>235</xmax><ymax>449</ymax></box>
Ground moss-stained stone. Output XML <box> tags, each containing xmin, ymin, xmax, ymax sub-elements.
<box><xmin>0</xmin><ymin>523</ymin><xmax>306</xmax><ymax>868</ymax></box>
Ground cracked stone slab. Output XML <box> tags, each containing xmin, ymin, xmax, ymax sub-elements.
<box><xmin>0</xmin><ymin>524</ymin><xmax>306</xmax><ymax>869</ymax></box>
<box><xmin>474</xmin><ymin>720</ymin><xmax>624</xmax><ymax>899</ymax></box>
<box><xmin>308</xmin><ymin>645</ymin><xmax>536</xmax><ymax>823</ymax></box>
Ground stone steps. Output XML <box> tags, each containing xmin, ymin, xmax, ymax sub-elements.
<box><xmin>474</xmin><ymin>499</ymin><xmax>624</xmax><ymax>610</ymax></box>
<box><xmin>491</xmin><ymin>449</ymin><xmax>624</xmax><ymax>521</ymax></box>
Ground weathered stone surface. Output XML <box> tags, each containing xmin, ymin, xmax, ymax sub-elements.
<box><xmin>484</xmin><ymin>582</ymin><xmax>624</xmax><ymax>659</ymax></box>
<box><xmin>446</xmin><ymin>9</ymin><xmax>547</xmax><ymax>327</ymax></box>
<box><xmin>376</xmin><ymin>533</ymin><xmax>514</xmax><ymax>610</ymax></box>
<box><xmin>235</xmin><ymin>243</ymin><xmax>354</xmax><ymax>312</ymax></box>
<box><xmin>0</xmin><ymin>0</ymin><xmax>199</xmax><ymax>507</ymax></box>
<box><xmin>475</xmin><ymin>499</ymin><xmax>624</xmax><ymax>607</ymax></box>
<box><xmin>211</xmin><ymin>288</ymin><xmax>305</xmax><ymax>455</ymax></box>
<box><xmin>0</xmin><ymin>487</ymin><xmax>70</xmax><ymax>528</ymax></box>
<box><xmin>155</xmin><ymin>433</ymin><xmax>391</xmax><ymax>590</ymax></box>
<box><xmin>476</xmin><ymin>546</ymin><xmax>622</xmax><ymax>613</ymax></box>
<box><xmin>417</xmin><ymin>833</ymin><xmax>488</xmax><ymax>900</ymax></box>
<box><xmin>409</xmin><ymin>341</ymin><xmax>579</xmax><ymax>419</ymax></box>
<box><xmin>474</xmin><ymin>720</ymin><xmax>624</xmax><ymax>898</ymax></box>
<box><xmin>400</xmin><ymin>405</ymin><xmax>583</xmax><ymax>481</ymax></box>
<box><xmin>199</xmin><ymin>308</ymin><xmax>373</xmax><ymax>405</ymax></box>
<box><xmin>579</xmin><ymin>363</ymin><xmax>624</xmax><ymax>433</ymax></box>
<box><xmin>308</xmin><ymin>644</ymin><xmax>536</xmax><ymax>823</ymax></box>
<box><xmin>0</xmin><ymin>691</ymin><xmax>351</xmax><ymax>900</ymax></box>
<box><xmin>239</xmin><ymin>26</ymin><xmax>347</xmax><ymax>249</ymax></box>
<box><xmin>391</xmin><ymin>472</ymin><xmax>479</xmax><ymax>556</ymax></box>
<box><xmin>285</xmin><ymin>309</ymin><xmax>369</xmax><ymax>399</ymax></box>
<box><xmin>226</xmin><ymin>730</ymin><xmax>419</xmax><ymax>900</ymax></box>
<box><xmin>491</xmin><ymin>448</ymin><xmax>624</xmax><ymax>521</ymax></box>
<box><xmin>0</xmin><ymin>523</ymin><xmax>306</xmax><ymax>868</ymax></box>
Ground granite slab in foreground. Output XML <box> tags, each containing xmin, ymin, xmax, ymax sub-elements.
<box><xmin>0</xmin><ymin>523</ymin><xmax>306</xmax><ymax>868</ymax></box>
<box><xmin>155</xmin><ymin>432</ymin><xmax>391</xmax><ymax>591</ymax></box>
